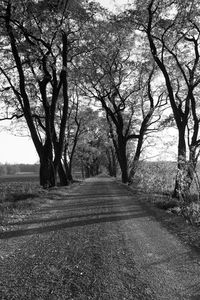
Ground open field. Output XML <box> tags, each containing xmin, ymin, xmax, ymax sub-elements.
<box><xmin>0</xmin><ymin>173</ymin><xmax>39</xmax><ymax>183</ymax></box>
<box><xmin>0</xmin><ymin>174</ymin><xmax>41</xmax><ymax>228</ymax></box>
<box><xmin>0</xmin><ymin>173</ymin><xmax>40</xmax><ymax>205</ymax></box>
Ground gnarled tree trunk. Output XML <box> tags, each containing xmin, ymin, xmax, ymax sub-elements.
<box><xmin>39</xmin><ymin>139</ymin><xmax>56</xmax><ymax>188</ymax></box>
<box><xmin>116</xmin><ymin>140</ymin><xmax>129</xmax><ymax>183</ymax></box>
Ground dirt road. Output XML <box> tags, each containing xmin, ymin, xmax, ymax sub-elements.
<box><xmin>0</xmin><ymin>176</ymin><xmax>200</xmax><ymax>299</ymax></box>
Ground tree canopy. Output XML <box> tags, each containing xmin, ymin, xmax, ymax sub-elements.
<box><xmin>1</xmin><ymin>0</ymin><xmax>200</xmax><ymax>198</ymax></box>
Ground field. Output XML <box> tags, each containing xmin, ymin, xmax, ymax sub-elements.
<box><xmin>0</xmin><ymin>173</ymin><xmax>41</xmax><ymax>227</ymax></box>
<box><xmin>0</xmin><ymin>173</ymin><xmax>39</xmax><ymax>183</ymax></box>
<box><xmin>0</xmin><ymin>173</ymin><xmax>39</xmax><ymax>202</ymax></box>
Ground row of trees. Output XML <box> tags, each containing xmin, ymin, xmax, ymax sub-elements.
<box><xmin>0</xmin><ymin>163</ymin><xmax>39</xmax><ymax>175</ymax></box>
<box><xmin>0</xmin><ymin>0</ymin><xmax>200</xmax><ymax>199</ymax></box>
<box><xmin>0</xmin><ymin>0</ymin><xmax>92</xmax><ymax>187</ymax></box>
<box><xmin>0</xmin><ymin>0</ymin><xmax>128</xmax><ymax>187</ymax></box>
<box><xmin>130</xmin><ymin>0</ymin><xmax>200</xmax><ymax>198</ymax></box>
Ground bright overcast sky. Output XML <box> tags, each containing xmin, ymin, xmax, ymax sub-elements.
<box><xmin>97</xmin><ymin>0</ymin><xmax>131</xmax><ymax>12</ymax></box>
<box><xmin>0</xmin><ymin>131</ymin><xmax>38</xmax><ymax>164</ymax></box>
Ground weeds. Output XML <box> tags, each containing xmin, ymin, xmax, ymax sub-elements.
<box><xmin>132</xmin><ymin>161</ymin><xmax>200</xmax><ymax>225</ymax></box>
<box><xmin>154</xmin><ymin>197</ymin><xmax>179</xmax><ymax>210</ymax></box>
<box><xmin>5</xmin><ymin>192</ymin><xmax>37</xmax><ymax>202</ymax></box>
<box><xmin>132</xmin><ymin>161</ymin><xmax>176</xmax><ymax>194</ymax></box>
<box><xmin>0</xmin><ymin>180</ymin><xmax>41</xmax><ymax>226</ymax></box>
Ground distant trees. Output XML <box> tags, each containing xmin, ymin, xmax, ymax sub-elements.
<box><xmin>73</xmin><ymin>110</ymin><xmax>110</xmax><ymax>178</ymax></box>
<box><xmin>62</xmin><ymin>102</ymin><xmax>102</xmax><ymax>181</ymax></box>
<box><xmin>0</xmin><ymin>163</ymin><xmax>39</xmax><ymax>176</ymax></box>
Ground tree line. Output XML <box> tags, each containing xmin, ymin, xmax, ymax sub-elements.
<box><xmin>0</xmin><ymin>163</ymin><xmax>39</xmax><ymax>176</ymax></box>
<box><xmin>0</xmin><ymin>0</ymin><xmax>200</xmax><ymax>201</ymax></box>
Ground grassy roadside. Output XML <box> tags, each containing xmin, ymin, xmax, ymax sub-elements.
<box><xmin>0</xmin><ymin>181</ymin><xmax>41</xmax><ymax>229</ymax></box>
<box><xmin>0</xmin><ymin>179</ymin><xmax>82</xmax><ymax>233</ymax></box>
<box><xmin>123</xmin><ymin>181</ymin><xmax>200</xmax><ymax>254</ymax></box>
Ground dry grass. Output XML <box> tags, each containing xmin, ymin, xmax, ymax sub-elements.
<box><xmin>132</xmin><ymin>161</ymin><xmax>177</xmax><ymax>194</ymax></box>
<box><xmin>132</xmin><ymin>161</ymin><xmax>200</xmax><ymax>200</ymax></box>
<box><xmin>131</xmin><ymin>161</ymin><xmax>200</xmax><ymax>225</ymax></box>
<box><xmin>0</xmin><ymin>176</ymin><xmax>42</xmax><ymax>228</ymax></box>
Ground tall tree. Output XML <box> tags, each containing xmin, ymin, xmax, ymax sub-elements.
<box><xmin>132</xmin><ymin>0</ymin><xmax>200</xmax><ymax>198</ymax></box>
<box><xmin>79</xmin><ymin>15</ymin><xmax>163</xmax><ymax>183</ymax></box>
<box><xmin>0</xmin><ymin>0</ymin><xmax>93</xmax><ymax>187</ymax></box>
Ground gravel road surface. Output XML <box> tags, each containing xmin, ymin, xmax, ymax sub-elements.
<box><xmin>0</xmin><ymin>176</ymin><xmax>200</xmax><ymax>299</ymax></box>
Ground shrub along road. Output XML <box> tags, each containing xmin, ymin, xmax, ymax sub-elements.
<box><xmin>0</xmin><ymin>176</ymin><xmax>200</xmax><ymax>299</ymax></box>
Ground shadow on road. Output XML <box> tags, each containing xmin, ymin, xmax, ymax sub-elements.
<box><xmin>0</xmin><ymin>180</ymin><xmax>150</xmax><ymax>240</ymax></box>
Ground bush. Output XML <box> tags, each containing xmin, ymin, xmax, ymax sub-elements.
<box><xmin>154</xmin><ymin>197</ymin><xmax>179</xmax><ymax>210</ymax></box>
<box><xmin>182</xmin><ymin>202</ymin><xmax>200</xmax><ymax>225</ymax></box>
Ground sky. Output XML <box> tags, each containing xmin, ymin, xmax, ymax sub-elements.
<box><xmin>98</xmin><ymin>0</ymin><xmax>130</xmax><ymax>11</ymax></box>
<box><xmin>0</xmin><ymin>131</ymin><xmax>38</xmax><ymax>164</ymax></box>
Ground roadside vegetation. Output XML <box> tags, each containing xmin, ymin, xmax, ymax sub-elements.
<box><xmin>132</xmin><ymin>161</ymin><xmax>200</xmax><ymax>226</ymax></box>
<box><xmin>0</xmin><ymin>175</ymin><xmax>41</xmax><ymax>228</ymax></box>
<box><xmin>0</xmin><ymin>171</ymin><xmax>83</xmax><ymax>230</ymax></box>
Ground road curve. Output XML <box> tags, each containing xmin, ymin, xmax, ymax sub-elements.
<box><xmin>0</xmin><ymin>176</ymin><xmax>200</xmax><ymax>299</ymax></box>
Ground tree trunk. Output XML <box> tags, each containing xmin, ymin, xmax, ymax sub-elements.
<box><xmin>129</xmin><ymin>133</ymin><xmax>145</xmax><ymax>182</ymax></box>
<box><xmin>184</xmin><ymin>146</ymin><xmax>197</xmax><ymax>198</ymax></box>
<box><xmin>112</xmin><ymin>135</ymin><xmax>129</xmax><ymax>183</ymax></box>
<box><xmin>85</xmin><ymin>165</ymin><xmax>90</xmax><ymax>178</ymax></box>
<box><xmin>66</xmin><ymin>162</ymin><xmax>73</xmax><ymax>182</ymax></box>
<box><xmin>39</xmin><ymin>160</ymin><xmax>55</xmax><ymax>188</ymax></box>
<box><xmin>118</xmin><ymin>147</ymin><xmax>129</xmax><ymax>183</ymax></box>
<box><xmin>63</xmin><ymin>156</ymin><xmax>73</xmax><ymax>183</ymax></box>
<box><xmin>111</xmin><ymin>147</ymin><xmax>117</xmax><ymax>177</ymax></box>
<box><xmin>39</xmin><ymin>156</ymin><xmax>55</xmax><ymax>188</ymax></box>
<box><xmin>119</xmin><ymin>159</ymin><xmax>129</xmax><ymax>183</ymax></box>
<box><xmin>81</xmin><ymin>162</ymin><xmax>85</xmax><ymax>179</ymax></box>
<box><xmin>117</xmin><ymin>136</ymin><xmax>129</xmax><ymax>183</ymax></box>
<box><xmin>39</xmin><ymin>138</ymin><xmax>56</xmax><ymax>188</ymax></box>
<box><xmin>173</xmin><ymin>128</ymin><xmax>187</xmax><ymax>198</ymax></box>
<box><xmin>58</xmin><ymin>161</ymin><xmax>69</xmax><ymax>186</ymax></box>
<box><xmin>106</xmin><ymin>147</ymin><xmax>117</xmax><ymax>177</ymax></box>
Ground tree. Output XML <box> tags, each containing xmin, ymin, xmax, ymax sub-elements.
<box><xmin>103</xmin><ymin>137</ymin><xmax>118</xmax><ymax>177</ymax></box>
<box><xmin>62</xmin><ymin>91</ymin><xmax>93</xmax><ymax>182</ymax></box>
<box><xmin>78</xmin><ymin>15</ymin><xmax>163</xmax><ymax>183</ymax></box>
<box><xmin>133</xmin><ymin>0</ymin><xmax>200</xmax><ymax>198</ymax></box>
<box><xmin>0</xmin><ymin>0</ymin><xmax>94</xmax><ymax>187</ymax></box>
<box><xmin>74</xmin><ymin>111</ymin><xmax>106</xmax><ymax>178</ymax></box>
